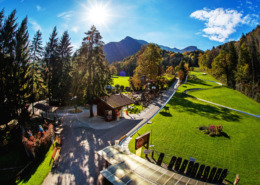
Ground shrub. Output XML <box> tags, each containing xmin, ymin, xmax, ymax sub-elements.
<box><xmin>22</xmin><ymin>124</ymin><xmax>54</xmax><ymax>158</ymax></box>
<box><xmin>199</xmin><ymin>125</ymin><xmax>224</xmax><ymax>137</ymax></box>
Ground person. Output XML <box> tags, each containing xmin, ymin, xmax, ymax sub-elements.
<box><xmin>27</xmin><ymin>130</ymin><xmax>34</xmax><ymax>141</ymax></box>
<box><xmin>38</xmin><ymin>125</ymin><xmax>45</xmax><ymax>136</ymax></box>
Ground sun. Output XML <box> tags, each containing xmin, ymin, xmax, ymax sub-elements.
<box><xmin>88</xmin><ymin>4</ymin><xmax>108</xmax><ymax>25</ymax></box>
<box><xmin>86</xmin><ymin>1</ymin><xmax>110</xmax><ymax>26</ymax></box>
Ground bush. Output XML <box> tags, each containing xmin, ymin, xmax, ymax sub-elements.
<box><xmin>22</xmin><ymin>124</ymin><xmax>54</xmax><ymax>158</ymax></box>
<box><xmin>199</xmin><ymin>125</ymin><xmax>223</xmax><ymax>137</ymax></box>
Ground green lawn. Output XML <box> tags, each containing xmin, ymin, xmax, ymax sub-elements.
<box><xmin>128</xmin><ymin>70</ymin><xmax>260</xmax><ymax>185</ymax></box>
<box><xmin>112</xmin><ymin>76</ymin><xmax>130</xmax><ymax>88</ymax></box>
<box><xmin>17</xmin><ymin>145</ymin><xmax>55</xmax><ymax>185</ymax></box>
<box><xmin>189</xmin><ymin>87</ymin><xmax>260</xmax><ymax>115</ymax></box>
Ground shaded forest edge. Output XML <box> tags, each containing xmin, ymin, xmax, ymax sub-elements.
<box><xmin>198</xmin><ymin>25</ymin><xmax>260</xmax><ymax>102</ymax></box>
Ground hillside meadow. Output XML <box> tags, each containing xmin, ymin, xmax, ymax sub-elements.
<box><xmin>129</xmin><ymin>70</ymin><xmax>260</xmax><ymax>185</ymax></box>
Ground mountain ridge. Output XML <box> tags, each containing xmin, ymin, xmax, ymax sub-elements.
<box><xmin>103</xmin><ymin>36</ymin><xmax>201</xmax><ymax>63</ymax></box>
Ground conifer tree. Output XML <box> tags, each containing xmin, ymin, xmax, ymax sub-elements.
<box><xmin>227</xmin><ymin>42</ymin><xmax>237</xmax><ymax>88</ymax></box>
<box><xmin>15</xmin><ymin>17</ymin><xmax>31</xmax><ymax>111</ymax></box>
<box><xmin>44</xmin><ymin>27</ymin><xmax>59</xmax><ymax>104</ymax></box>
<box><xmin>58</xmin><ymin>31</ymin><xmax>72</xmax><ymax>104</ymax></box>
<box><xmin>81</xmin><ymin>25</ymin><xmax>111</xmax><ymax>117</ymax></box>
<box><xmin>0</xmin><ymin>8</ymin><xmax>5</xmax><ymax>108</ymax></box>
<box><xmin>30</xmin><ymin>30</ymin><xmax>44</xmax><ymax>113</ymax></box>
<box><xmin>1</xmin><ymin>10</ymin><xmax>18</xmax><ymax>121</ymax></box>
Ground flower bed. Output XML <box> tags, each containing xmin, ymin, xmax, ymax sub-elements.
<box><xmin>198</xmin><ymin>125</ymin><xmax>223</xmax><ymax>137</ymax></box>
<box><xmin>22</xmin><ymin>123</ymin><xmax>54</xmax><ymax>158</ymax></box>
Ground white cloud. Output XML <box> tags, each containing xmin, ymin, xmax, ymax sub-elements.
<box><xmin>36</xmin><ymin>5</ymin><xmax>42</xmax><ymax>11</ymax></box>
<box><xmin>190</xmin><ymin>8</ymin><xmax>257</xmax><ymax>42</ymax></box>
<box><xmin>57</xmin><ymin>11</ymin><xmax>73</xmax><ymax>20</ymax></box>
<box><xmin>29</xmin><ymin>19</ymin><xmax>42</xmax><ymax>31</ymax></box>
<box><xmin>244</xmin><ymin>14</ymin><xmax>259</xmax><ymax>26</ymax></box>
<box><xmin>71</xmin><ymin>26</ymin><xmax>79</xmax><ymax>33</ymax></box>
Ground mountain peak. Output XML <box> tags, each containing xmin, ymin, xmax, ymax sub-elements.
<box><xmin>124</xmin><ymin>36</ymin><xmax>134</xmax><ymax>40</ymax></box>
<box><xmin>181</xmin><ymin>46</ymin><xmax>199</xmax><ymax>52</ymax></box>
<box><xmin>103</xmin><ymin>36</ymin><xmax>201</xmax><ymax>63</ymax></box>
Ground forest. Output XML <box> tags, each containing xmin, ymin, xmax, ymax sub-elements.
<box><xmin>110</xmin><ymin>45</ymin><xmax>202</xmax><ymax>76</ymax></box>
<box><xmin>0</xmin><ymin>9</ymin><xmax>111</xmax><ymax>124</ymax></box>
<box><xmin>198</xmin><ymin>26</ymin><xmax>260</xmax><ymax>102</ymax></box>
<box><xmin>1</xmin><ymin>8</ymin><xmax>259</xmax><ymax>126</ymax></box>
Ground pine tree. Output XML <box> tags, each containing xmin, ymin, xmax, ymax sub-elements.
<box><xmin>0</xmin><ymin>10</ymin><xmax>18</xmax><ymax>122</ymax></box>
<box><xmin>82</xmin><ymin>25</ymin><xmax>111</xmax><ymax>117</ymax></box>
<box><xmin>2</xmin><ymin>9</ymin><xmax>17</xmax><ymax>56</ymax></box>
<box><xmin>0</xmin><ymin>8</ymin><xmax>5</xmax><ymax>108</ymax></box>
<box><xmin>58</xmin><ymin>31</ymin><xmax>72</xmax><ymax>105</ymax></box>
<box><xmin>15</xmin><ymin>17</ymin><xmax>31</xmax><ymax>111</ymax></box>
<box><xmin>44</xmin><ymin>27</ymin><xmax>59</xmax><ymax>104</ymax></box>
<box><xmin>0</xmin><ymin>8</ymin><xmax>4</xmax><ymax>49</ymax></box>
<box><xmin>227</xmin><ymin>42</ymin><xmax>237</xmax><ymax>88</ymax></box>
<box><xmin>30</xmin><ymin>30</ymin><xmax>44</xmax><ymax>113</ymax></box>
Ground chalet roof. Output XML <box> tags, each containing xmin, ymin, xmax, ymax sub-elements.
<box><xmin>99</xmin><ymin>94</ymin><xmax>134</xmax><ymax>109</ymax></box>
<box><xmin>34</xmin><ymin>103</ymin><xmax>58</xmax><ymax>112</ymax></box>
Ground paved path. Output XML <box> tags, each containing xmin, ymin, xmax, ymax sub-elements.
<box><xmin>42</xmin><ymin>80</ymin><xmax>179</xmax><ymax>185</ymax></box>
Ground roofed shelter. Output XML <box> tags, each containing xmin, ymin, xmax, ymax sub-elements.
<box><xmin>34</xmin><ymin>103</ymin><xmax>58</xmax><ymax>120</ymax></box>
<box><xmin>97</xmin><ymin>94</ymin><xmax>134</xmax><ymax>121</ymax></box>
<box><xmin>98</xmin><ymin>146</ymin><xmax>215</xmax><ymax>185</ymax></box>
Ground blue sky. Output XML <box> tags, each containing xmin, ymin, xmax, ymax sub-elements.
<box><xmin>1</xmin><ymin>0</ymin><xmax>259</xmax><ymax>51</ymax></box>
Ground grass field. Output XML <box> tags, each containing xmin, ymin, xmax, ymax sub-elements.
<box><xmin>112</xmin><ymin>76</ymin><xmax>130</xmax><ymax>88</ymax></box>
<box><xmin>17</xmin><ymin>145</ymin><xmax>55</xmax><ymax>185</ymax></box>
<box><xmin>128</xmin><ymin>70</ymin><xmax>260</xmax><ymax>185</ymax></box>
<box><xmin>189</xmin><ymin>87</ymin><xmax>260</xmax><ymax>115</ymax></box>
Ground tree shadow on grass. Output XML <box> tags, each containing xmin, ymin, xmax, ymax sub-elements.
<box><xmin>159</xmin><ymin>112</ymin><xmax>172</xmax><ymax>117</ymax></box>
<box><xmin>169</xmin><ymin>92</ymin><xmax>240</xmax><ymax>122</ymax></box>
<box><xmin>160</xmin><ymin>106</ymin><xmax>172</xmax><ymax>117</ymax></box>
<box><xmin>185</xmin><ymin>77</ymin><xmax>213</xmax><ymax>87</ymax></box>
<box><xmin>221</xmin><ymin>132</ymin><xmax>230</xmax><ymax>139</ymax></box>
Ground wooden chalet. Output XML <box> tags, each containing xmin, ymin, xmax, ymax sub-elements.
<box><xmin>97</xmin><ymin>94</ymin><xmax>134</xmax><ymax>121</ymax></box>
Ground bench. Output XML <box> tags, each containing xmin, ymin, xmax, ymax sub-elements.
<box><xmin>56</xmin><ymin>136</ymin><xmax>62</xmax><ymax>146</ymax></box>
<box><xmin>51</xmin><ymin>147</ymin><xmax>57</xmax><ymax>160</ymax></box>
<box><xmin>52</xmin><ymin>147</ymin><xmax>61</xmax><ymax>168</ymax></box>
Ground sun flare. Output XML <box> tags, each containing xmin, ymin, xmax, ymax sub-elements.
<box><xmin>86</xmin><ymin>2</ymin><xmax>110</xmax><ymax>26</ymax></box>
